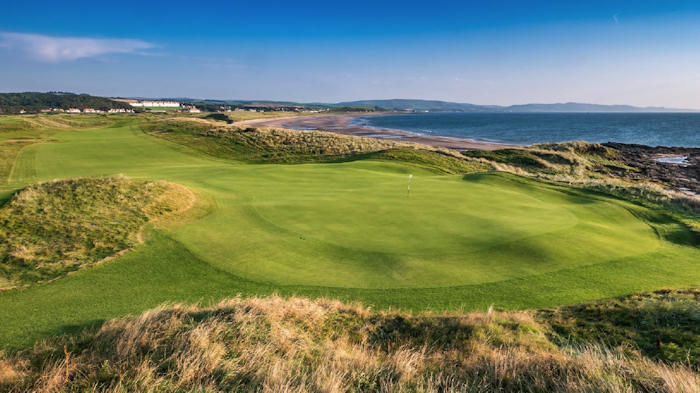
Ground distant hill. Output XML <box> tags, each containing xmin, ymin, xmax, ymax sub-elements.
<box><xmin>335</xmin><ymin>99</ymin><xmax>500</xmax><ymax>112</ymax></box>
<box><xmin>502</xmin><ymin>102</ymin><xmax>695</xmax><ymax>113</ymax></box>
<box><xmin>11</xmin><ymin>92</ymin><xmax>692</xmax><ymax>114</ymax></box>
<box><xmin>0</xmin><ymin>92</ymin><xmax>131</xmax><ymax>114</ymax></box>
<box><xmin>335</xmin><ymin>99</ymin><xmax>697</xmax><ymax>113</ymax></box>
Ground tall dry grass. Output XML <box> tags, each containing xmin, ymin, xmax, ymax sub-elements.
<box><xmin>1</xmin><ymin>295</ymin><xmax>697</xmax><ymax>393</ymax></box>
<box><xmin>143</xmin><ymin>117</ymin><xmax>476</xmax><ymax>166</ymax></box>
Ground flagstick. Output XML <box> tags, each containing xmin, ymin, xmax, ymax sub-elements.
<box><xmin>407</xmin><ymin>174</ymin><xmax>413</xmax><ymax>197</ymax></box>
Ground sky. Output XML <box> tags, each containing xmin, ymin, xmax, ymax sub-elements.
<box><xmin>2</xmin><ymin>1</ymin><xmax>700</xmax><ymax>108</ymax></box>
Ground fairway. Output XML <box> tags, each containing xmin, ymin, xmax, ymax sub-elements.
<box><xmin>1</xmin><ymin>119</ymin><xmax>698</xmax><ymax>348</ymax></box>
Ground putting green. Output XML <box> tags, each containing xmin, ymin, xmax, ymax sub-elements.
<box><xmin>170</xmin><ymin>167</ymin><xmax>662</xmax><ymax>289</ymax></box>
<box><xmin>0</xmin><ymin>119</ymin><xmax>698</xmax><ymax>348</ymax></box>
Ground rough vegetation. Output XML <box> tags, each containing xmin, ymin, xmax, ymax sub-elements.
<box><xmin>144</xmin><ymin>118</ymin><xmax>402</xmax><ymax>163</ymax></box>
<box><xmin>1</xmin><ymin>291</ymin><xmax>698</xmax><ymax>393</ymax></box>
<box><xmin>540</xmin><ymin>288</ymin><xmax>700</xmax><ymax>367</ymax></box>
<box><xmin>464</xmin><ymin>141</ymin><xmax>700</xmax><ymax>217</ymax></box>
<box><xmin>0</xmin><ymin>177</ymin><xmax>193</xmax><ymax>289</ymax></box>
<box><xmin>463</xmin><ymin>141</ymin><xmax>628</xmax><ymax>177</ymax></box>
<box><xmin>144</xmin><ymin>118</ymin><xmax>487</xmax><ymax>173</ymax></box>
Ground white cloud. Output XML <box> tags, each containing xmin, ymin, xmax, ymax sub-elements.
<box><xmin>0</xmin><ymin>32</ymin><xmax>154</xmax><ymax>62</ymax></box>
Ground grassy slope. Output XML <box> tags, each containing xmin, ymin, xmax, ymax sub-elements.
<box><xmin>1</xmin><ymin>292</ymin><xmax>697</xmax><ymax>393</ymax></box>
<box><xmin>463</xmin><ymin>142</ymin><xmax>700</xmax><ymax>217</ymax></box>
<box><xmin>0</xmin><ymin>116</ymin><xmax>697</xmax><ymax>349</ymax></box>
<box><xmin>540</xmin><ymin>288</ymin><xmax>699</xmax><ymax>366</ymax></box>
<box><xmin>0</xmin><ymin>177</ymin><xmax>191</xmax><ymax>288</ymax></box>
<box><xmin>145</xmin><ymin>117</ymin><xmax>489</xmax><ymax>172</ymax></box>
<box><xmin>142</xmin><ymin>118</ymin><xmax>403</xmax><ymax>163</ymax></box>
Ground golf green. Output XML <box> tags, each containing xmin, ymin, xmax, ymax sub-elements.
<box><xmin>1</xmin><ymin>120</ymin><xmax>698</xmax><ymax>348</ymax></box>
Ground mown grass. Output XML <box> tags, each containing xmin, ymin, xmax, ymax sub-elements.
<box><xmin>1</xmin><ymin>292</ymin><xmax>698</xmax><ymax>393</ymax></box>
<box><xmin>0</xmin><ymin>115</ymin><xmax>698</xmax><ymax>353</ymax></box>
<box><xmin>0</xmin><ymin>177</ymin><xmax>192</xmax><ymax>289</ymax></box>
<box><xmin>0</xmin><ymin>141</ymin><xmax>37</xmax><ymax>184</ymax></box>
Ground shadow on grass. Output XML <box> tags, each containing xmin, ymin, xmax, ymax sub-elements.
<box><xmin>0</xmin><ymin>188</ymin><xmax>19</xmax><ymax>208</ymax></box>
<box><xmin>43</xmin><ymin>319</ymin><xmax>107</xmax><ymax>345</ymax></box>
<box><xmin>540</xmin><ymin>288</ymin><xmax>700</xmax><ymax>366</ymax></box>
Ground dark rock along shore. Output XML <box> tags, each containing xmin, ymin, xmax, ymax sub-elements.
<box><xmin>604</xmin><ymin>143</ymin><xmax>699</xmax><ymax>195</ymax></box>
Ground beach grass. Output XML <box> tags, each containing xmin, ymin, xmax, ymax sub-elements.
<box><xmin>2</xmin><ymin>291</ymin><xmax>698</xmax><ymax>393</ymax></box>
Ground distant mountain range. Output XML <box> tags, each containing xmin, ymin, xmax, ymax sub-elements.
<box><xmin>334</xmin><ymin>99</ymin><xmax>699</xmax><ymax>113</ymax></box>
<box><xmin>3</xmin><ymin>93</ymin><xmax>697</xmax><ymax>113</ymax></box>
<box><xmin>170</xmin><ymin>97</ymin><xmax>698</xmax><ymax>112</ymax></box>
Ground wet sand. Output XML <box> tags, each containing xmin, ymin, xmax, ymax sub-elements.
<box><xmin>234</xmin><ymin>113</ymin><xmax>518</xmax><ymax>151</ymax></box>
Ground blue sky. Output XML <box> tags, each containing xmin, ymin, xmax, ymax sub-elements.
<box><xmin>2</xmin><ymin>1</ymin><xmax>700</xmax><ymax>107</ymax></box>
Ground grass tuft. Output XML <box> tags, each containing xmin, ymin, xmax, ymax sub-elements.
<box><xmin>0</xmin><ymin>177</ymin><xmax>193</xmax><ymax>289</ymax></box>
<box><xmin>1</xmin><ymin>291</ymin><xmax>697</xmax><ymax>393</ymax></box>
<box><xmin>142</xmin><ymin>118</ymin><xmax>487</xmax><ymax>173</ymax></box>
<box><xmin>540</xmin><ymin>288</ymin><xmax>700</xmax><ymax>367</ymax></box>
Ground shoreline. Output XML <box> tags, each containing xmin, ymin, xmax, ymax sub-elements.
<box><xmin>234</xmin><ymin>113</ymin><xmax>518</xmax><ymax>151</ymax></box>
<box><xmin>234</xmin><ymin>113</ymin><xmax>698</xmax><ymax>194</ymax></box>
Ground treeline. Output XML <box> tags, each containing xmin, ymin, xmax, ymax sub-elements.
<box><xmin>328</xmin><ymin>105</ymin><xmax>385</xmax><ymax>112</ymax></box>
<box><xmin>0</xmin><ymin>92</ymin><xmax>132</xmax><ymax>114</ymax></box>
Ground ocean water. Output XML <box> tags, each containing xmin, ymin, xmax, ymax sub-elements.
<box><xmin>354</xmin><ymin>112</ymin><xmax>700</xmax><ymax>147</ymax></box>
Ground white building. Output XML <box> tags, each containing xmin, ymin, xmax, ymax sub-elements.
<box><xmin>129</xmin><ymin>101</ymin><xmax>180</xmax><ymax>108</ymax></box>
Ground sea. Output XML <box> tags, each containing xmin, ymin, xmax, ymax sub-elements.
<box><xmin>352</xmin><ymin>112</ymin><xmax>700</xmax><ymax>148</ymax></box>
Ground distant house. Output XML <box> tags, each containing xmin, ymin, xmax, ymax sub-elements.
<box><xmin>180</xmin><ymin>106</ymin><xmax>201</xmax><ymax>113</ymax></box>
<box><xmin>19</xmin><ymin>109</ymin><xmax>26</xmax><ymax>114</ymax></box>
<box><xmin>40</xmin><ymin>109</ymin><xmax>51</xmax><ymax>113</ymax></box>
<box><xmin>129</xmin><ymin>100</ymin><xmax>180</xmax><ymax>108</ymax></box>
<box><xmin>67</xmin><ymin>108</ymin><xmax>81</xmax><ymax>113</ymax></box>
<box><xmin>83</xmin><ymin>108</ymin><xmax>96</xmax><ymax>113</ymax></box>
<box><xmin>108</xmin><ymin>108</ymin><xmax>126</xmax><ymax>113</ymax></box>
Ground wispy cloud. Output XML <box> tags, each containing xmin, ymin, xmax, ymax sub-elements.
<box><xmin>612</xmin><ymin>14</ymin><xmax>619</xmax><ymax>24</ymax></box>
<box><xmin>0</xmin><ymin>32</ymin><xmax>154</xmax><ymax>62</ymax></box>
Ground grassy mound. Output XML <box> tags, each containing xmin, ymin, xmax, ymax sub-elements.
<box><xmin>351</xmin><ymin>148</ymin><xmax>490</xmax><ymax>174</ymax></box>
<box><xmin>0</xmin><ymin>177</ymin><xmax>192</xmax><ymax>289</ymax></box>
<box><xmin>463</xmin><ymin>141</ymin><xmax>700</xmax><ymax>219</ymax></box>
<box><xmin>143</xmin><ymin>118</ymin><xmax>487</xmax><ymax>173</ymax></box>
<box><xmin>541</xmin><ymin>288</ymin><xmax>700</xmax><ymax>366</ymax></box>
<box><xmin>143</xmin><ymin>118</ymin><xmax>401</xmax><ymax>163</ymax></box>
<box><xmin>0</xmin><ymin>114</ymin><xmax>115</xmax><ymax>134</ymax></box>
<box><xmin>1</xmin><ymin>292</ymin><xmax>697</xmax><ymax>393</ymax></box>
<box><xmin>462</xmin><ymin>141</ymin><xmax>627</xmax><ymax>175</ymax></box>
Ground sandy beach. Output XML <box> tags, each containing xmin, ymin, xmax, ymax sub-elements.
<box><xmin>234</xmin><ymin>113</ymin><xmax>518</xmax><ymax>151</ymax></box>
